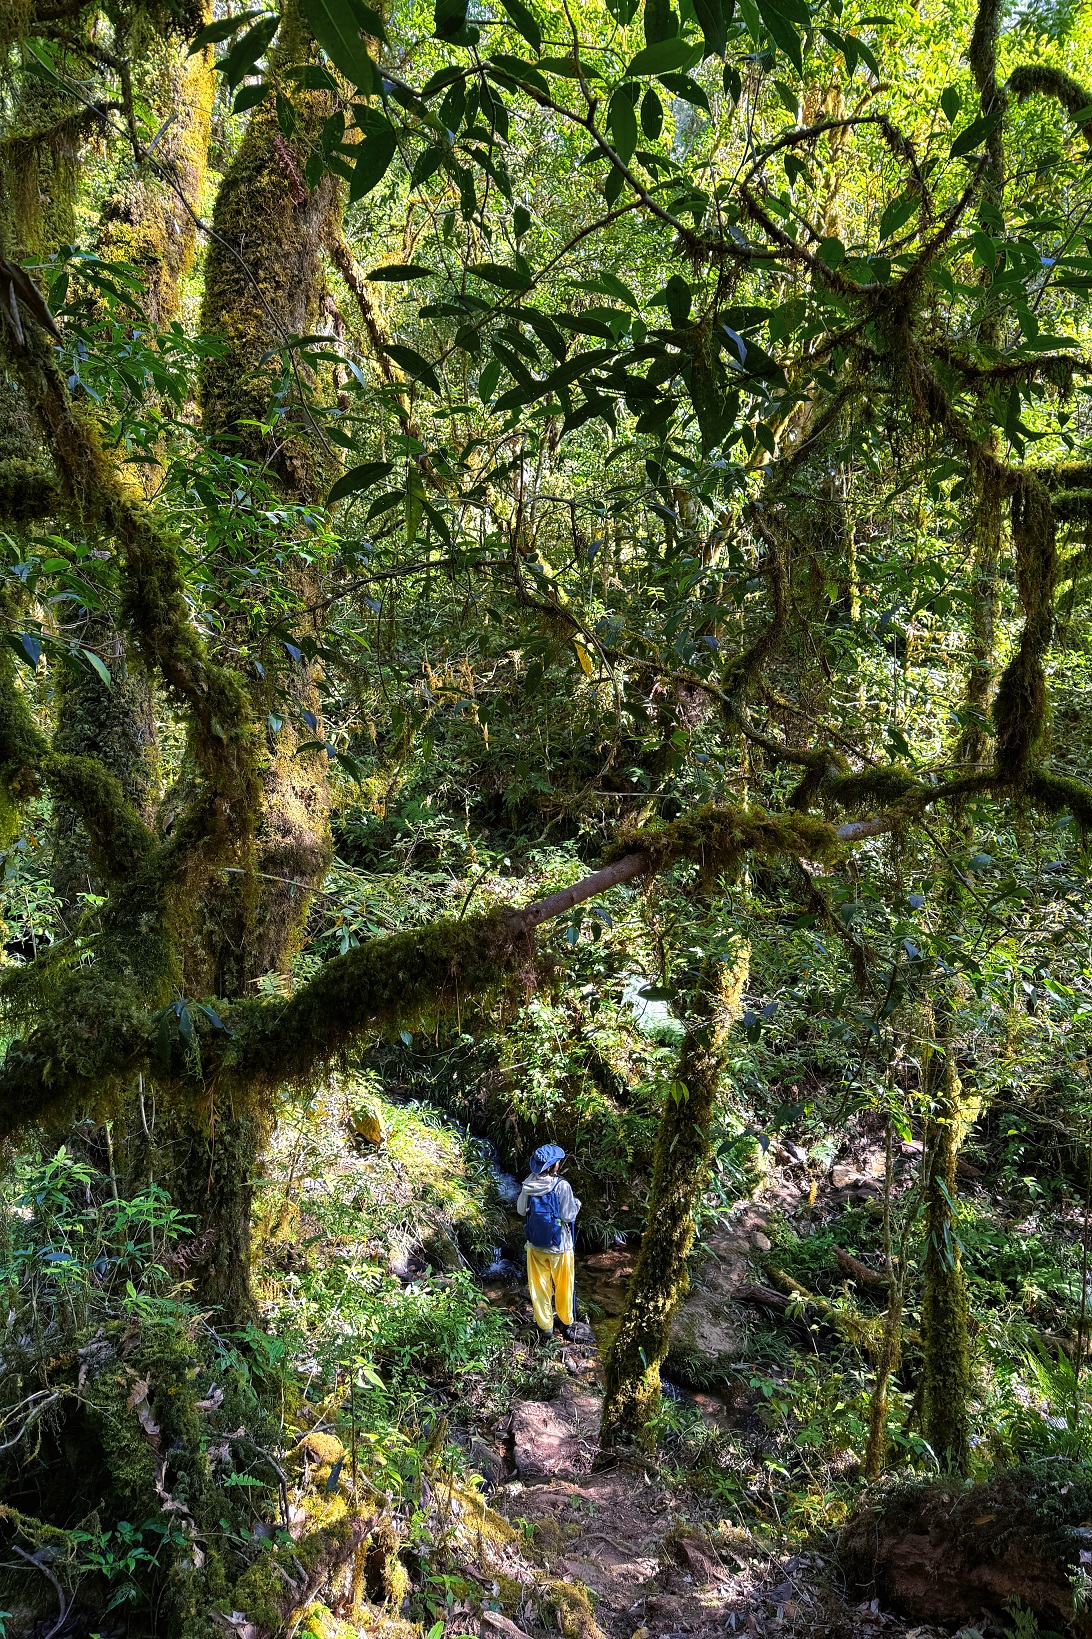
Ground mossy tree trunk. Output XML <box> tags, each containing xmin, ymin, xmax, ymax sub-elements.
<box><xmin>52</xmin><ymin>631</ymin><xmax>160</xmax><ymax>924</ymax></box>
<box><xmin>97</xmin><ymin>13</ymin><xmax>215</xmax><ymax>328</ymax></box>
<box><xmin>599</xmin><ymin>946</ymin><xmax>748</xmax><ymax>1452</ymax></box>
<box><xmin>920</xmin><ymin>1025</ymin><xmax>978</xmax><ymax>1474</ymax></box>
<box><xmin>864</xmin><ymin>1118</ymin><xmax>904</xmax><ymax>1478</ymax></box>
<box><xmin>168</xmin><ymin>0</ymin><xmax>342</xmax><ymax>1324</ymax></box>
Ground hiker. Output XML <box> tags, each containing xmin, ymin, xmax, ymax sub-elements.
<box><xmin>517</xmin><ymin>1143</ymin><xmax>581</xmax><ymax>1343</ymax></box>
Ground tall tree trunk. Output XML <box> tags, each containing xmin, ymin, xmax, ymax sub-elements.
<box><xmin>599</xmin><ymin>946</ymin><xmax>748</xmax><ymax>1451</ymax></box>
<box><xmin>959</xmin><ymin>0</ymin><xmax>1006</xmax><ymax>769</ymax></box>
<box><xmin>175</xmin><ymin>0</ymin><xmax>343</xmax><ymax>1323</ymax></box>
<box><xmin>920</xmin><ymin>1018</ymin><xmax>978</xmax><ymax>1473</ymax></box>
<box><xmin>864</xmin><ymin>1117</ymin><xmax>904</xmax><ymax>1477</ymax></box>
<box><xmin>97</xmin><ymin>14</ymin><xmax>214</xmax><ymax>327</ymax></box>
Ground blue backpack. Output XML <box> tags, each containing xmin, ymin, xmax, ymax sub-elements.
<box><xmin>525</xmin><ymin>1188</ymin><xmax>564</xmax><ymax>1250</ymax></box>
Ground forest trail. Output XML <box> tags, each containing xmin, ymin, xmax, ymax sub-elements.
<box><xmin>482</xmin><ymin>1173</ymin><xmax>952</xmax><ymax>1639</ymax></box>
<box><xmin>489</xmin><ymin>1343</ymin><xmax>948</xmax><ymax>1639</ymax></box>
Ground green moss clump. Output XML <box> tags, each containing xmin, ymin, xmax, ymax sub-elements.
<box><xmin>0</xmin><ymin>458</ymin><xmax>57</xmax><ymax>521</ymax></box>
<box><xmin>824</xmin><ymin>766</ymin><xmax>924</xmax><ymax>809</ymax></box>
<box><xmin>221</xmin><ymin>911</ymin><xmax>534</xmax><ymax>1095</ymax></box>
<box><xmin>1027</xmin><ymin>768</ymin><xmax>1092</xmax><ymax>834</ymax></box>
<box><xmin>606</xmin><ymin>800</ymin><xmax>844</xmax><ymax>883</ymax></box>
<box><xmin>1009</xmin><ymin>63</ymin><xmax>1092</xmax><ymax>121</ymax></box>
<box><xmin>538</xmin><ymin>1578</ymin><xmax>605</xmax><ymax>1639</ymax></box>
<box><xmin>1045</xmin><ymin>489</ymin><xmax>1092</xmax><ymax>523</ymax></box>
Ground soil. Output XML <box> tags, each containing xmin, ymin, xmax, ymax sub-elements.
<box><xmin>841</xmin><ymin>1470</ymin><xmax>1092</xmax><ymax>1634</ymax></box>
<box><xmin>477</xmin><ymin>1136</ymin><xmax>1091</xmax><ymax>1639</ymax></box>
<box><xmin>482</xmin><ymin>1338</ymin><xmax>958</xmax><ymax>1639</ymax></box>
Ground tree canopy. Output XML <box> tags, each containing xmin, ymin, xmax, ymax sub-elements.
<box><xmin>7</xmin><ymin>0</ymin><xmax>1092</xmax><ymax>1626</ymax></box>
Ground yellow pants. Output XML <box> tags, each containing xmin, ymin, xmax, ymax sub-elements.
<box><xmin>526</xmin><ymin>1245</ymin><xmax>575</xmax><ymax>1332</ymax></box>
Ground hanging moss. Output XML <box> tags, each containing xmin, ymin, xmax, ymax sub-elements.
<box><xmin>0</xmin><ymin>68</ymin><xmax>85</xmax><ymax>257</ymax></box>
<box><xmin>1045</xmin><ymin>489</ymin><xmax>1092</xmax><ymax>523</ymax></box>
<box><xmin>1035</xmin><ymin>461</ymin><xmax>1092</xmax><ymax>491</ymax></box>
<box><xmin>221</xmin><ymin>911</ymin><xmax>536</xmax><ymax>1095</ymax></box>
<box><xmin>1027</xmin><ymin>768</ymin><xmax>1092</xmax><ymax>834</ymax></box>
<box><xmin>1008</xmin><ymin>63</ymin><xmax>1092</xmax><ymax>123</ymax></box>
<box><xmin>993</xmin><ymin>476</ymin><xmax>1056</xmax><ymax>785</ymax></box>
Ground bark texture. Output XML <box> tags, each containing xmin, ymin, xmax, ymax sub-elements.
<box><xmin>599</xmin><ymin>945</ymin><xmax>748</xmax><ymax>1450</ymax></box>
<box><xmin>920</xmin><ymin>1033</ymin><xmax>978</xmax><ymax>1474</ymax></box>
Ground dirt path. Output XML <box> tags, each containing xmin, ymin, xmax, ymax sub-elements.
<box><xmin>485</xmin><ymin>1341</ymin><xmax>951</xmax><ymax>1639</ymax></box>
<box><xmin>481</xmin><ymin>1184</ymin><xmax>957</xmax><ymax>1639</ymax></box>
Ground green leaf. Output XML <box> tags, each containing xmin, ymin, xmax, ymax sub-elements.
<box><xmin>755</xmin><ymin>0</ymin><xmax>805</xmax><ymax>72</ymax></box>
<box><xmin>472</xmin><ymin>261</ymin><xmax>534</xmax><ymax>290</ymax></box>
<box><xmin>301</xmin><ymin>0</ymin><xmax>382</xmax><ymax>91</ymax></box>
<box><xmin>624</xmin><ymin>37</ymin><xmax>699</xmax><ymax>76</ymax></box>
<box><xmin>366</xmin><ymin>263</ymin><xmax>433</xmax><ymax>280</ymax></box>
<box><xmin>81</xmin><ymin>648</ymin><xmax>112</xmax><ymax>689</ymax></box>
<box><xmin>218</xmin><ymin>15</ymin><xmax>278</xmax><ymax>88</ymax></box>
<box><xmin>657</xmin><ymin>71</ymin><xmax>709</xmax><ymax>110</ymax></box>
<box><xmin>641</xmin><ymin>88</ymin><xmax>663</xmax><ymax>139</ymax></box>
<box><xmin>608</xmin><ymin>88</ymin><xmax>639</xmax><ymax>163</ymax></box>
<box><xmin>276</xmin><ymin>89</ymin><xmax>297</xmax><ymax>135</ymax></box>
<box><xmin>606</xmin><ymin>0</ymin><xmax>639</xmax><ymax>19</ymax></box>
<box><xmin>950</xmin><ymin>107</ymin><xmax>1002</xmax><ymax>158</ymax></box>
<box><xmin>487</xmin><ymin>54</ymin><xmax>551</xmax><ymax>95</ymax></box>
<box><xmin>328</xmin><ymin>461</ymin><xmax>396</xmax><ymax>503</ymax></box>
<box><xmin>478</xmin><ymin>358</ymin><xmax>502</xmax><ymax>401</ymax></box>
<box><xmin>816</xmin><ymin>235</ymin><xmax>845</xmax><ymax>267</ymax></box>
<box><xmin>498</xmin><ymin>0</ymin><xmax>542</xmax><ymax>51</ymax></box>
<box><xmin>435</xmin><ymin>0</ymin><xmax>479</xmax><ymax>44</ymax></box>
<box><xmin>514</xmin><ymin>203</ymin><xmax>532</xmax><ymax>238</ymax></box>
<box><xmin>383</xmin><ymin>343</ymin><xmax>441</xmax><ymax>391</ymax></box>
<box><xmin>663</xmin><ymin>273</ymin><xmax>692</xmax><ymax>326</ymax></box>
<box><xmin>233</xmin><ymin>80</ymin><xmax>268</xmax><ymax>112</ymax></box>
<box><xmin>349</xmin><ymin>123</ymin><xmax>397</xmax><ymax>200</ymax></box>
<box><xmin>188</xmin><ymin>9</ymin><xmax>265</xmax><ymax>52</ymax></box>
<box><xmin>878</xmin><ymin>189</ymin><xmax>918</xmax><ymax>241</ymax></box>
<box><xmin>644</xmin><ymin>0</ymin><xmax>678</xmax><ymax>43</ymax></box>
<box><xmin>573</xmin><ymin>271</ymin><xmax>640</xmax><ymax>307</ymax></box>
<box><xmin>693</xmin><ymin>0</ymin><xmax>727</xmax><ymax>58</ymax></box>
<box><xmin>940</xmin><ymin>84</ymin><xmax>961</xmax><ymax>123</ymax></box>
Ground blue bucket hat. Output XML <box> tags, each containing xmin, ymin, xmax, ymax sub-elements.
<box><xmin>530</xmin><ymin>1143</ymin><xmax>566</xmax><ymax>1174</ymax></box>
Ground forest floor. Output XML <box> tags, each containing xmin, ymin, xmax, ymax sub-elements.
<box><xmin>265</xmin><ymin>1090</ymin><xmax>1050</xmax><ymax>1639</ymax></box>
<box><xmin>473</xmin><ymin>1329</ymin><xmax>957</xmax><ymax>1639</ymax></box>
<box><xmin>462</xmin><ymin>1184</ymin><xmax>975</xmax><ymax>1639</ymax></box>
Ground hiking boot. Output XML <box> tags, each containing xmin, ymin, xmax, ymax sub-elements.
<box><xmin>536</xmin><ymin>1328</ymin><xmax>556</xmax><ymax>1350</ymax></box>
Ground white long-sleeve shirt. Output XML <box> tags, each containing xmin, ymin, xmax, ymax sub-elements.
<box><xmin>516</xmin><ymin>1173</ymin><xmax>581</xmax><ymax>1253</ymax></box>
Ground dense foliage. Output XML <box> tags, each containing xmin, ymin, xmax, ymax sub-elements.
<box><xmin>7</xmin><ymin>0</ymin><xmax>1092</xmax><ymax>1628</ymax></box>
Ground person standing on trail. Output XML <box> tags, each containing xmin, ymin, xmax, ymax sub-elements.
<box><xmin>517</xmin><ymin>1144</ymin><xmax>581</xmax><ymax>1343</ymax></box>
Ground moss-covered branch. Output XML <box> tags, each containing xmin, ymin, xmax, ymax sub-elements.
<box><xmin>1008</xmin><ymin>63</ymin><xmax>1092</xmax><ymax>123</ymax></box>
